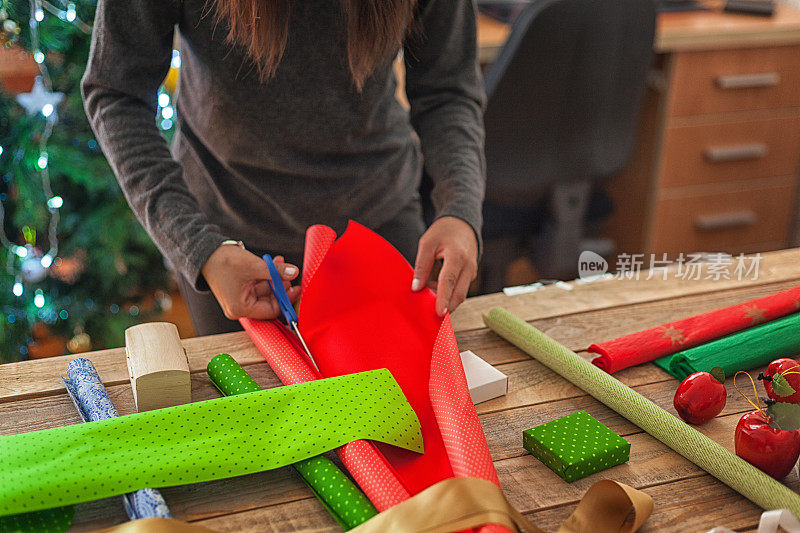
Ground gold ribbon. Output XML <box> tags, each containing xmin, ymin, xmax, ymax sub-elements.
<box><xmin>350</xmin><ymin>478</ymin><xmax>653</xmax><ymax>533</ymax></box>
<box><xmin>98</xmin><ymin>518</ymin><xmax>217</xmax><ymax>532</ymax></box>
<box><xmin>99</xmin><ymin>478</ymin><xmax>652</xmax><ymax>533</ymax></box>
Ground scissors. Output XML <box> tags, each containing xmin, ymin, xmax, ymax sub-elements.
<box><xmin>263</xmin><ymin>254</ymin><xmax>322</xmax><ymax>374</ymax></box>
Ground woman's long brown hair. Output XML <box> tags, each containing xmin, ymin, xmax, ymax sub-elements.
<box><xmin>211</xmin><ymin>0</ymin><xmax>416</xmax><ymax>89</ymax></box>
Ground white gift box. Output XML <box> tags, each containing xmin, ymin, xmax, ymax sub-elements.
<box><xmin>460</xmin><ymin>350</ymin><xmax>508</xmax><ymax>405</ymax></box>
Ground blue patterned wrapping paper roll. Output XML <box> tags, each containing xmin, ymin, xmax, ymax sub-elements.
<box><xmin>123</xmin><ymin>488</ymin><xmax>172</xmax><ymax>520</ymax></box>
<box><xmin>63</xmin><ymin>358</ymin><xmax>172</xmax><ymax>519</ymax></box>
<box><xmin>65</xmin><ymin>358</ymin><xmax>119</xmax><ymax>421</ymax></box>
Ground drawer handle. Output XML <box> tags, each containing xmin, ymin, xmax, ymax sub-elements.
<box><xmin>694</xmin><ymin>210</ymin><xmax>757</xmax><ymax>231</ymax></box>
<box><xmin>716</xmin><ymin>72</ymin><xmax>780</xmax><ymax>89</ymax></box>
<box><xmin>704</xmin><ymin>143</ymin><xmax>768</xmax><ymax>162</ymax></box>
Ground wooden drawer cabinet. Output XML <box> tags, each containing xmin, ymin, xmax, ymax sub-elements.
<box><xmin>605</xmin><ymin>7</ymin><xmax>800</xmax><ymax>257</ymax></box>
<box><xmin>669</xmin><ymin>45</ymin><xmax>800</xmax><ymax>116</ymax></box>
<box><xmin>659</xmin><ymin>113</ymin><xmax>800</xmax><ymax>187</ymax></box>
<box><xmin>649</xmin><ymin>178</ymin><xmax>796</xmax><ymax>254</ymax></box>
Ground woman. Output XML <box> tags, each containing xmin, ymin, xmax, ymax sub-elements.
<box><xmin>82</xmin><ymin>0</ymin><xmax>485</xmax><ymax>335</ymax></box>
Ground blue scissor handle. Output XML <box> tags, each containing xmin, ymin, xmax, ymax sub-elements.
<box><xmin>263</xmin><ymin>254</ymin><xmax>299</xmax><ymax>325</ymax></box>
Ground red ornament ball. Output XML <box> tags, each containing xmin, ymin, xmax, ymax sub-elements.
<box><xmin>735</xmin><ymin>409</ymin><xmax>800</xmax><ymax>479</ymax></box>
<box><xmin>760</xmin><ymin>358</ymin><xmax>800</xmax><ymax>404</ymax></box>
<box><xmin>673</xmin><ymin>371</ymin><xmax>727</xmax><ymax>425</ymax></box>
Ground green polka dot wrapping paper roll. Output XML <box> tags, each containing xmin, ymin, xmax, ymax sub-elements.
<box><xmin>206</xmin><ymin>353</ymin><xmax>378</xmax><ymax>529</ymax></box>
<box><xmin>522</xmin><ymin>411</ymin><xmax>631</xmax><ymax>483</ymax></box>
<box><xmin>0</xmin><ymin>506</ymin><xmax>74</xmax><ymax>533</ymax></box>
<box><xmin>0</xmin><ymin>368</ymin><xmax>422</xmax><ymax>518</ymax></box>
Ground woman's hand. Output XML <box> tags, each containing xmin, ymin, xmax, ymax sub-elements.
<box><xmin>411</xmin><ymin>216</ymin><xmax>478</xmax><ymax>316</ymax></box>
<box><xmin>201</xmin><ymin>244</ymin><xmax>300</xmax><ymax>320</ymax></box>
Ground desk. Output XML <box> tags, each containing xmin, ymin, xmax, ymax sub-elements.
<box><xmin>477</xmin><ymin>13</ymin><xmax>512</xmax><ymax>64</ymax></box>
<box><xmin>478</xmin><ymin>3</ymin><xmax>800</xmax><ymax>61</ymax></box>
<box><xmin>478</xmin><ymin>4</ymin><xmax>800</xmax><ymax>258</ymax></box>
<box><xmin>3</xmin><ymin>248</ymin><xmax>800</xmax><ymax>531</ymax></box>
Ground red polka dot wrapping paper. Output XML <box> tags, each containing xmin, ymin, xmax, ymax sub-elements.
<box><xmin>588</xmin><ymin>284</ymin><xmax>800</xmax><ymax>374</ymax></box>
<box><xmin>241</xmin><ymin>221</ymin><xmax>509</xmax><ymax>533</ymax></box>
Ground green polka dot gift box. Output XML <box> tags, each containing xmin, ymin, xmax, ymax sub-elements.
<box><xmin>522</xmin><ymin>410</ymin><xmax>630</xmax><ymax>482</ymax></box>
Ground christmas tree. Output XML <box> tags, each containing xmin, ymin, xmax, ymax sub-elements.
<box><xmin>0</xmin><ymin>0</ymin><xmax>177</xmax><ymax>362</ymax></box>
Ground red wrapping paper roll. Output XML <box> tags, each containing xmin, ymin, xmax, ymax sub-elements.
<box><xmin>240</xmin><ymin>318</ymin><xmax>411</xmax><ymax>510</ymax></box>
<box><xmin>242</xmin><ymin>222</ymin><xmax>506</xmax><ymax>532</ymax></box>
<box><xmin>588</xmin><ymin>284</ymin><xmax>800</xmax><ymax>373</ymax></box>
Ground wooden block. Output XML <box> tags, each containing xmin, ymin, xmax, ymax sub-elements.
<box><xmin>125</xmin><ymin>322</ymin><xmax>191</xmax><ymax>412</ymax></box>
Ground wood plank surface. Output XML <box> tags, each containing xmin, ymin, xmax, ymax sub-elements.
<box><xmin>458</xmin><ymin>278</ymin><xmax>800</xmax><ymax>365</ymax></box>
<box><xmin>5</xmin><ymin>276</ymin><xmax>797</xmax><ymax>427</ymax></box>
<box><xmin>451</xmin><ymin>247</ymin><xmax>800</xmax><ymax>331</ymax></box>
<box><xmin>3</xmin><ymin>248</ymin><xmax>799</xmax><ymax>532</ymax></box>
<box><xmin>524</xmin><ymin>475</ymin><xmax>763</xmax><ymax>533</ymax></box>
<box><xmin>4</xmin><ymin>252</ymin><xmax>796</xmax><ymax>403</ymax></box>
<box><xmin>0</xmin><ymin>331</ymin><xmax>260</xmax><ymax>402</ymax></box>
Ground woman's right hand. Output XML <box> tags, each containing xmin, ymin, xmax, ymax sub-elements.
<box><xmin>201</xmin><ymin>244</ymin><xmax>301</xmax><ymax>320</ymax></box>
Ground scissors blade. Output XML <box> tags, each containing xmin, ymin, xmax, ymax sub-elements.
<box><xmin>262</xmin><ymin>254</ymin><xmax>322</xmax><ymax>375</ymax></box>
<box><xmin>292</xmin><ymin>321</ymin><xmax>322</xmax><ymax>374</ymax></box>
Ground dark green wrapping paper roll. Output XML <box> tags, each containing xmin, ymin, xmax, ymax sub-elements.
<box><xmin>653</xmin><ymin>312</ymin><xmax>800</xmax><ymax>379</ymax></box>
<box><xmin>206</xmin><ymin>354</ymin><xmax>378</xmax><ymax>529</ymax></box>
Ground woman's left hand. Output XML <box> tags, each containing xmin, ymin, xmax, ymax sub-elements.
<box><xmin>411</xmin><ymin>216</ymin><xmax>478</xmax><ymax>316</ymax></box>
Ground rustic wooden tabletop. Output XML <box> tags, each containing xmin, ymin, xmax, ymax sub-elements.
<box><xmin>2</xmin><ymin>248</ymin><xmax>800</xmax><ymax>532</ymax></box>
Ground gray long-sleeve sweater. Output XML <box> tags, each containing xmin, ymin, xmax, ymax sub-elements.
<box><xmin>82</xmin><ymin>0</ymin><xmax>486</xmax><ymax>290</ymax></box>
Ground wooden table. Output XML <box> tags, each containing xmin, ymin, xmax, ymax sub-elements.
<box><xmin>3</xmin><ymin>248</ymin><xmax>800</xmax><ymax>531</ymax></box>
<box><xmin>655</xmin><ymin>0</ymin><xmax>800</xmax><ymax>52</ymax></box>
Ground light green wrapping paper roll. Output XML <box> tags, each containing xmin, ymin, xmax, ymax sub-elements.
<box><xmin>484</xmin><ymin>307</ymin><xmax>800</xmax><ymax>517</ymax></box>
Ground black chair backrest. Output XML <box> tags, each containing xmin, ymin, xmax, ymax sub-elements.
<box><xmin>483</xmin><ymin>0</ymin><xmax>656</xmax><ymax>205</ymax></box>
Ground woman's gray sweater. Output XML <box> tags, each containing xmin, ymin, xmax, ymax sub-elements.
<box><xmin>82</xmin><ymin>0</ymin><xmax>486</xmax><ymax>289</ymax></box>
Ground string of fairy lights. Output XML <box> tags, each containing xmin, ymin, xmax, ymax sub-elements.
<box><xmin>0</xmin><ymin>0</ymin><xmax>76</xmax><ymax>303</ymax></box>
<box><xmin>0</xmin><ymin>0</ymin><xmax>179</xmax><ymax>309</ymax></box>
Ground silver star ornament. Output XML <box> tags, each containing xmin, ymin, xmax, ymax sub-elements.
<box><xmin>16</xmin><ymin>76</ymin><xmax>64</xmax><ymax>116</ymax></box>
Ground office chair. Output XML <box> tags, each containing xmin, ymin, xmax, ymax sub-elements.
<box><xmin>480</xmin><ymin>0</ymin><xmax>656</xmax><ymax>292</ymax></box>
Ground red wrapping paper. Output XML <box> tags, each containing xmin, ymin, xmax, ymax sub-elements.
<box><xmin>589</xmin><ymin>284</ymin><xmax>800</xmax><ymax>373</ymax></box>
<box><xmin>242</xmin><ymin>222</ymin><xmax>505</xmax><ymax>532</ymax></box>
<box><xmin>240</xmin><ymin>318</ymin><xmax>411</xmax><ymax>510</ymax></box>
